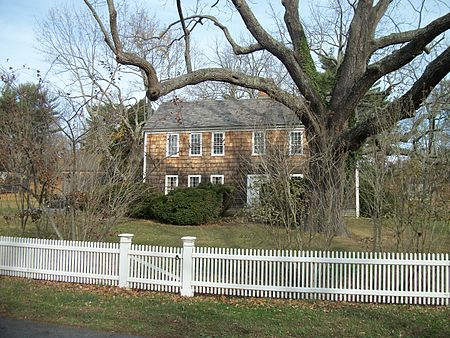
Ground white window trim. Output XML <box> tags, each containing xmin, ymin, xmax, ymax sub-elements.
<box><xmin>189</xmin><ymin>133</ymin><xmax>202</xmax><ymax>156</ymax></box>
<box><xmin>211</xmin><ymin>132</ymin><xmax>225</xmax><ymax>156</ymax></box>
<box><xmin>164</xmin><ymin>175</ymin><xmax>178</xmax><ymax>195</ymax></box>
<box><xmin>290</xmin><ymin>173</ymin><xmax>304</xmax><ymax>179</ymax></box>
<box><xmin>210</xmin><ymin>174</ymin><xmax>224</xmax><ymax>185</ymax></box>
<box><xmin>289</xmin><ymin>130</ymin><xmax>304</xmax><ymax>156</ymax></box>
<box><xmin>166</xmin><ymin>133</ymin><xmax>180</xmax><ymax>157</ymax></box>
<box><xmin>252</xmin><ymin>130</ymin><xmax>265</xmax><ymax>156</ymax></box>
<box><xmin>188</xmin><ymin>175</ymin><xmax>202</xmax><ymax>187</ymax></box>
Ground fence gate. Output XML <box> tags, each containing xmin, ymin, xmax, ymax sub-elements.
<box><xmin>124</xmin><ymin>235</ymin><xmax>183</xmax><ymax>293</ymax></box>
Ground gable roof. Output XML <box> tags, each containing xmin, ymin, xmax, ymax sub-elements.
<box><xmin>144</xmin><ymin>98</ymin><xmax>301</xmax><ymax>132</ymax></box>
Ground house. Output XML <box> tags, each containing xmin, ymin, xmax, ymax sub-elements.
<box><xmin>142</xmin><ymin>97</ymin><xmax>307</xmax><ymax>205</ymax></box>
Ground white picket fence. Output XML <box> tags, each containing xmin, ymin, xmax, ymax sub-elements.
<box><xmin>0</xmin><ymin>235</ymin><xmax>448</xmax><ymax>305</ymax></box>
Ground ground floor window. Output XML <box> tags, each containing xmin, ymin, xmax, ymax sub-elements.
<box><xmin>165</xmin><ymin>175</ymin><xmax>178</xmax><ymax>194</ymax></box>
<box><xmin>188</xmin><ymin>175</ymin><xmax>201</xmax><ymax>187</ymax></box>
<box><xmin>210</xmin><ymin>174</ymin><xmax>224</xmax><ymax>185</ymax></box>
<box><xmin>290</xmin><ymin>173</ymin><xmax>304</xmax><ymax>180</ymax></box>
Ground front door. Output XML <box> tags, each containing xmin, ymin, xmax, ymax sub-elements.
<box><xmin>247</xmin><ymin>174</ymin><xmax>264</xmax><ymax>206</ymax></box>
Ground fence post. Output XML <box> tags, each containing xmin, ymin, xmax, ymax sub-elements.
<box><xmin>180</xmin><ymin>236</ymin><xmax>196</xmax><ymax>297</ymax></box>
<box><xmin>118</xmin><ymin>233</ymin><xmax>134</xmax><ymax>288</ymax></box>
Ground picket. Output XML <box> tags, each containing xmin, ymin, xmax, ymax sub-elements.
<box><xmin>0</xmin><ymin>235</ymin><xmax>448</xmax><ymax>305</ymax></box>
<box><xmin>191</xmin><ymin>245</ymin><xmax>449</xmax><ymax>305</ymax></box>
<box><xmin>0</xmin><ymin>236</ymin><xmax>120</xmax><ymax>285</ymax></box>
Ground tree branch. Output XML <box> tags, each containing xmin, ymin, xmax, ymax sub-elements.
<box><xmin>82</xmin><ymin>0</ymin><xmax>115</xmax><ymax>51</ymax></box>
<box><xmin>281</xmin><ymin>0</ymin><xmax>312</xmax><ymax>62</ymax></box>
<box><xmin>372</xmin><ymin>0</ymin><xmax>393</xmax><ymax>25</ymax></box>
<box><xmin>338</xmin><ymin>45</ymin><xmax>450</xmax><ymax>152</ymax></box>
<box><xmin>160</xmin><ymin>67</ymin><xmax>321</xmax><ymax>133</ymax></box>
<box><xmin>371</xmin><ymin>12</ymin><xmax>450</xmax><ymax>80</ymax></box>
<box><xmin>330</xmin><ymin>0</ymin><xmax>379</xmax><ymax>118</ymax></box>
<box><xmin>371</xmin><ymin>29</ymin><xmax>421</xmax><ymax>53</ymax></box>
<box><xmin>176</xmin><ymin>0</ymin><xmax>192</xmax><ymax>73</ymax></box>
<box><xmin>158</xmin><ymin>14</ymin><xmax>264</xmax><ymax>55</ymax></box>
<box><xmin>340</xmin><ymin>12</ymin><xmax>450</xmax><ymax>119</ymax></box>
<box><xmin>231</xmin><ymin>0</ymin><xmax>328</xmax><ymax>121</ymax></box>
<box><xmin>231</xmin><ymin>0</ymin><xmax>286</xmax><ymax>54</ymax></box>
<box><xmin>84</xmin><ymin>0</ymin><xmax>162</xmax><ymax>99</ymax></box>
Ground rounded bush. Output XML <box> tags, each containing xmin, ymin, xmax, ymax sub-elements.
<box><xmin>128</xmin><ymin>188</ymin><xmax>164</xmax><ymax>219</ymax></box>
<box><xmin>151</xmin><ymin>187</ymin><xmax>222</xmax><ymax>225</ymax></box>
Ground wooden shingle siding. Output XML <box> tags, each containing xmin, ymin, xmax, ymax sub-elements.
<box><xmin>145</xmin><ymin>129</ymin><xmax>307</xmax><ymax>199</ymax></box>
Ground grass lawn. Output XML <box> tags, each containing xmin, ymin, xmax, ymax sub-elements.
<box><xmin>1</xmin><ymin>277</ymin><xmax>449</xmax><ymax>338</ymax></box>
<box><xmin>111</xmin><ymin>216</ymin><xmax>450</xmax><ymax>252</ymax></box>
<box><xmin>2</xmin><ymin>191</ymin><xmax>449</xmax><ymax>252</ymax></box>
<box><xmin>1</xmin><ymin>190</ymin><xmax>382</xmax><ymax>251</ymax></box>
<box><xmin>111</xmin><ymin>217</ymin><xmax>369</xmax><ymax>250</ymax></box>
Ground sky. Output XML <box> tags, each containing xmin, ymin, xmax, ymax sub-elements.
<box><xmin>0</xmin><ymin>0</ymin><xmax>77</xmax><ymax>83</ymax></box>
<box><xmin>0</xmin><ymin>0</ymin><xmax>176</xmax><ymax>85</ymax></box>
<box><xmin>0</xmin><ymin>0</ymin><xmax>448</xmax><ymax>91</ymax></box>
<box><xmin>0</xmin><ymin>0</ymin><xmax>277</xmax><ymax>94</ymax></box>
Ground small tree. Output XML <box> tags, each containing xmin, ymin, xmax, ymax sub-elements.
<box><xmin>359</xmin><ymin>81</ymin><xmax>449</xmax><ymax>252</ymax></box>
<box><xmin>0</xmin><ymin>79</ymin><xmax>62</xmax><ymax>237</ymax></box>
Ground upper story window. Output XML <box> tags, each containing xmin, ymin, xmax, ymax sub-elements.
<box><xmin>289</xmin><ymin>130</ymin><xmax>303</xmax><ymax>155</ymax></box>
<box><xmin>167</xmin><ymin>133</ymin><xmax>179</xmax><ymax>157</ymax></box>
<box><xmin>165</xmin><ymin>175</ymin><xmax>178</xmax><ymax>194</ymax></box>
<box><xmin>252</xmin><ymin>131</ymin><xmax>265</xmax><ymax>155</ymax></box>
<box><xmin>212</xmin><ymin>132</ymin><xmax>225</xmax><ymax>156</ymax></box>
<box><xmin>189</xmin><ymin>133</ymin><xmax>202</xmax><ymax>156</ymax></box>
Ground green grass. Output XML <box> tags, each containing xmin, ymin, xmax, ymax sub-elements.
<box><xmin>113</xmin><ymin>218</ymin><xmax>278</xmax><ymax>248</ymax></box>
<box><xmin>1</xmin><ymin>192</ymin><xmax>448</xmax><ymax>252</ymax></box>
<box><xmin>111</xmin><ymin>217</ymin><xmax>380</xmax><ymax>251</ymax></box>
<box><xmin>1</xmin><ymin>277</ymin><xmax>449</xmax><ymax>337</ymax></box>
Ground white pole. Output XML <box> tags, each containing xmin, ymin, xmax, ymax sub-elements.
<box><xmin>142</xmin><ymin>131</ymin><xmax>148</xmax><ymax>182</ymax></box>
<box><xmin>118</xmin><ymin>233</ymin><xmax>134</xmax><ymax>288</ymax></box>
<box><xmin>180</xmin><ymin>236</ymin><xmax>196</xmax><ymax>297</ymax></box>
<box><xmin>355</xmin><ymin>164</ymin><xmax>360</xmax><ymax>218</ymax></box>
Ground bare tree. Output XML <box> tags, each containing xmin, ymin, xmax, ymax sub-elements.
<box><xmin>358</xmin><ymin>80</ymin><xmax>449</xmax><ymax>252</ymax></box>
<box><xmin>36</xmin><ymin>3</ymin><xmax>184</xmax><ymax>171</ymax></box>
<box><xmin>83</xmin><ymin>0</ymin><xmax>450</xmax><ymax>234</ymax></box>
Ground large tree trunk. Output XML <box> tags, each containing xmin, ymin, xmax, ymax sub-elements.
<box><xmin>305</xmin><ymin>132</ymin><xmax>349</xmax><ymax>238</ymax></box>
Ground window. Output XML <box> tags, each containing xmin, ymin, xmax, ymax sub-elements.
<box><xmin>210</xmin><ymin>175</ymin><xmax>224</xmax><ymax>185</ymax></box>
<box><xmin>252</xmin><ymin>131</ymin><xmax>265</xmax><ymax>155</ymax></box>
<box><xmin>167</xmin><ymin>133</ymin><xmax>179</xmax><ymax>157</ymax></box>
<box><xmin>211</xmin><ymin>132</ymin><xmax>225</xmax><ymax>156</ymax></box>
<box><xmin>165</xmin><ymin>175</ymin><xmax>178</xmax><ymax>194</ymax></box>
<box><xmin>289</xmin><ymin>130</ymin><xmax>303</xmax><ymax>155</ymax></box>
<box><xmin>189</xmin><ymin>133</ymin><xmax>202</xmax><ymax>156</ymax></box>
<box><xmin>188</xmin><ymin>175</ymin><xmax>201</xmax><ymax>188</ymax></box>
<box><xmin>290</xmin><ymin>173</ymin><xmax>304</xmax><ymax>180</ymax></box>
<box><xmin>290</xmin><ymin>174</ymin><xmax>304</xmax><ymax>190</ymax></box>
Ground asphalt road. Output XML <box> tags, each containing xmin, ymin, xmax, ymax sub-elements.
<box><xmin>0</xmin><ymin>317</ymin><xmax>144</xmax><ymax>338</ymax></box>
